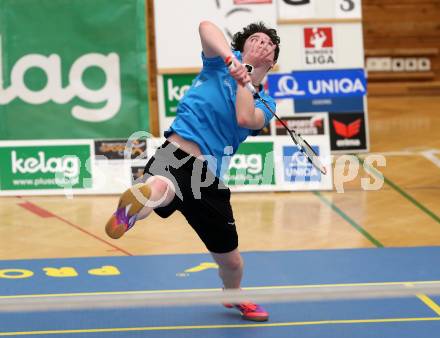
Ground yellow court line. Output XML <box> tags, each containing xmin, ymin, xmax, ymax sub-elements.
<box><xmin>417</xmin><ymin>294</ymin><xmax>440</xmax><ymax>316</ymax></box>
<box><xmin>1</xmin><ymin>280</ymin><xmax>440</xmax><ymax>300</ymax></box>
<box><xmin>1</xmin><ymin>317</ymin><xmax>440</xmax><ymax>336</ymax></box>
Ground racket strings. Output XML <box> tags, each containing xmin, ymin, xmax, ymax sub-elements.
<box><xmin>256</xmin><ymin>95</ymin><xmax>326</xmax><ymax>174</ymax></box>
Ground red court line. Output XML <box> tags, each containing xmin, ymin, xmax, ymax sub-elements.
<box><xmin>16</xmin><ymin>197</ymin><xmax>133</xmax><ymax>256</ymax></box>
<box><xmin>18</xmin><ymin>201</ymin><xmax>55</xmax><ymax>218</ymax></box>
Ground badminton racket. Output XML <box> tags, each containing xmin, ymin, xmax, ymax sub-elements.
<box><xmin>225</xmin><ymin>56</ymin><xmax>327</xmax><ymax>175</ymax></box>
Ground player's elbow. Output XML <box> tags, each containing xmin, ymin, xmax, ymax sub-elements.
<box><xmin>237</xmin><ymin>114</ymin><xmax>250</xmax><ymax>128</ymax></box>
<box><xmin>199</xmin><ymin>21</ymin><xmax>214</xmax><ymax>35</ymax></box>
<box><xmin>236</xmin><ymin>112</ymin><xmax>264</xmax><ymax>130</ymax></box>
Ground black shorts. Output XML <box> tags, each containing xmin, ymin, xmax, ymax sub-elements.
<box><xmin>143</xmin><ymin>141</ymin><xmax>238</xmax><ymax>254</ymax></box>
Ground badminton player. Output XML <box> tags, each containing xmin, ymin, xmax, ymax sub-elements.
<box><xmin>106</xmin><ymin>20</ymin><xmax>280</xmax><ymax>321</ymax></box>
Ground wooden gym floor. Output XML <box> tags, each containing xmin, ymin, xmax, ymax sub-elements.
<box><xmin>0</xmin><ymin>95</ymin><xmax>439</xmax><ymax>260</ymax></box>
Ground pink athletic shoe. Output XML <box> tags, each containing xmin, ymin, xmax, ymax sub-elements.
<box><xmin>105</xmin><ymin>183</ymin><xmax>151</xmax><ymax>239</ymax></box>
<box><xmin>224</xmin><ymin>302</ymin><xmax>269</xmax><ymax>322</ymax></box>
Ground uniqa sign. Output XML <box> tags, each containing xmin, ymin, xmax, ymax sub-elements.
<box><xmin>268</xmin><ymin>69</ymin><xmax>367</xmax><ymax>99</ymax></box>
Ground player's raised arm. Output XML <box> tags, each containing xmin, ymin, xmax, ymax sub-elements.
<box><xmin>198</xmin><ymin>21</ymin><xmax>231</xmax><ymax>59</ymax></box>
<box><xmin>199</xmin><ymin>21</ymin><xmax>251</xmax><ymax>87</ymax></box>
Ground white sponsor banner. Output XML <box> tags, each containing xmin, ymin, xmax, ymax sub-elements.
<box><xmin>277</xmin><ymin>0</ymin><xmax>315</xmax><ymax>20</ymax></box>
<box><xmin>0</xmin><ymin>134</ymin><xmax>333</xmax><ymax>195</ymax></box>
<box><xmin>273</xmin><ymin>134</ymin><xmax>333</xmax><ymax>191</ymax></box>
<box><xmin>154</xmin><ymin>0</ymin><xmax>277</xmax><ymax>69</ymax></box>
<box><xmin>275</xmin><ymin>98</ymin><xmax>295</xmax><ymax>116</ymax></box>
<box><xmin>335</xmin><ymin>0</ymin><xmax>362</xmax><ymax>19</ymax></box>
<box><xmin>274</xmin><ymin>113</ymin><xmax>332</xmax><ymax>191</ymax></box>
<box><xmin>277</xmin><ymin>23</ymin><xmax>364</xmax><ymax>71</ymax></box>
<box><xmin>277</xmin><ymin>0</ymin><xmax>362</xmax><ymax>21</ymax></box>
<box><xmin>90</xmin><ymin>159</ymin><xmax>136</xmax><ymax>194</ymax></box>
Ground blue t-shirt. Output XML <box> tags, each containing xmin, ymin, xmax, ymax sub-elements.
<box><xmin>164</xmin><ymin>50</ymin><xmax>275</xmax><ymax>178</ymax></box>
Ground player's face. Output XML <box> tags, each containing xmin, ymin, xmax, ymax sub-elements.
<box><xmin>243</xmin><ymin>32</ymin><xmax>276</xmax><ymax>64</ymax></box>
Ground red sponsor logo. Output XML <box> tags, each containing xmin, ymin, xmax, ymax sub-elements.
<box><xmin>276</xmin><ymin>117</ymin><xmax>324</xmax><ymax>136</ymax></box>
<box><xmin>234</xmin><ymin>0</ymin><xmax>272</xmax><ymax>3</ymax></box>
<box><xmin>313</xmin><ymin>118</ymin><xmax>323</xmax><ymax>128</ymax></box>
<box><xmin>304</xmin><ymin>27</ymin><xmax>333</xmax><ymax>49</ymax></box>
<box><xmin>333</xmin><ymin>118</ymin><xmax>362</xmax><ymax>138</ymax></box>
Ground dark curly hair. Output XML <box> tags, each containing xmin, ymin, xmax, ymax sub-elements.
<box><xmin>231</xmin><ymin>22</ymin><xmax>280</xmax><ymax>63</ymax></box>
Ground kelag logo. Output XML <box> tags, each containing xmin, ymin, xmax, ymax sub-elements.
<box><xmin>163</xmin><ymin>74</ymin><xmax>197</xmax><ymax>117</ymax></box>
<box><xmin>224</xmin><ymin>142</ymin><xmax>275</xmax><ymax>186</ymax></box>
<box><xmin>0</xmin><ymin>37</ymin><xmax>121</xmax><ymax>122</ymax></box>
<box><xmin>0</xmin><ymin>144</ymin><xmax>92</xmax><ymax>191</ymax></box>
<box><xmin>283</xmin><ymin>146</ymin><xmax>321</xmax><ymax>182</ymax></box>
<box><xmin>268</xmin><ymin>69</ymin><xmax>366</xmax><ymax>99</ymax></box>
<box><xmin>0</xmin><ymin>1</ymin><xmax>149</xmax><ymax>140</ymax></box>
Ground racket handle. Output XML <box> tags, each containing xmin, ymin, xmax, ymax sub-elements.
<box><xmin>244</xmin><ymin>82</ymin><xmax>257</xmax><ymax>95</ymax></box>
<box><xmin>225</xmin><ymin>56</ymin><xmax>257</xmax><ymax>95</ymax></box>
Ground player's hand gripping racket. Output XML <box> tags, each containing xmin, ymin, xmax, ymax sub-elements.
<box><xmin>225</xmin><ymin>56</ymin><xmax>327</xmax><ymax>175</ymax></box>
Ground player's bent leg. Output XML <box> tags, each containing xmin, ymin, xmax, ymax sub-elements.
<box><xmin>211</xmin><ymin>248</ymin><xmax>243</xmax><ymax>289</ymax></box>
<box><xmin>105</xmin><ymin>176</ymin><xmax>175</xmax><ymax>239</ymax></box>
<box><xmin>137</xmin><ymin>176</ymin><xmax>176</xmax><ymax>219</ymax></box>
<box><xmin>211</xmin><ymin>249</ymin><xmax>269</xmax><ymax>322</ymax></box>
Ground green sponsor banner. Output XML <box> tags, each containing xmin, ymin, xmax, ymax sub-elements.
<box><xmin>0</xmin><ymin>0</ymin><xmax>148</xmax><ymax>140</ymax></box>
<box><xmin>0</xmin><ymin>144</ymin><xmax>92</xmax><ymax>190</ymax></box>
<box><xmin>225</xmin><ymin>141</ymin><xmax>275</xmax><ymax>186</ymax></box>
<box><xmin>163</xmin><ymin>74</ymin><xmax>196</xmax><ymax>117</ymax></box>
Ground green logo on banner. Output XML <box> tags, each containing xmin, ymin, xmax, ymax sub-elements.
<box><xmin>163</xmin><ymin>74</ymin><xmax>196</xmax><ymax>117</ymax></box>
<box><xmin>0</xmin><ymin>145</ymin><xmax>92</xmax><ymax>190</ymax></box>
<box><xmin>225</xmin><ymin>142</ymin><xmax>275</xmax><ymax>186</ymax></box>
<box><xmin>0</xmin><ymin>0</ymin><xmax>148</xmax><ymax>140</ymax></box>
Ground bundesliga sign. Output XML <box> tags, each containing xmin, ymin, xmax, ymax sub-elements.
<box><xmin>267</xmin><ymin>69</ymin><xmax>367</xmax><ymax>99</ymax></box>
<box><xmin>303</xmin><ymin>27</ymin><xmax>335</xmax><ymax>66</ymax></box>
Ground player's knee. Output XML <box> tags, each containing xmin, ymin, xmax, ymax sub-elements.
<box><xmin>147</xmin><ymin>176</ymin><xmax>174</xmax><ymax>197</ymax></box>
<box><xmin>222</xmin><ymin>254</ymin><xmax>243</xmax><ymax>272</ymax></box>
<box><xmin>151</xmin><ymin>178</ymin><xmax>168</xmax><ymax>196</ymax></box>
